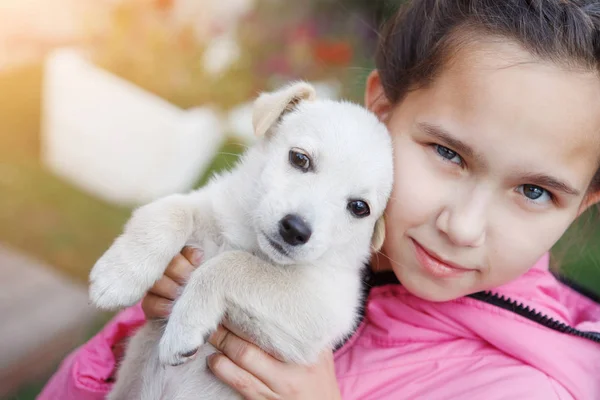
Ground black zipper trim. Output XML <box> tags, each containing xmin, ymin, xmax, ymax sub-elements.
<box><xmin>362</xmin><ymin>269</ymin><xmax>600</xmax><ymax>345</ymax></box>
<box><xmin>468</xmin><ymin>291</ymin><xmax>600</xmax><ymax>344</ymax></box>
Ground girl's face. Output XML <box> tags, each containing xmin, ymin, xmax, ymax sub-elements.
<box><xmin>366</xmin><ymin>40</ymin><xmax>600</xmax><ymax>301</ymax></box>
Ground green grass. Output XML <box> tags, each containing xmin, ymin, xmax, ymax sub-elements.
<box><xmin>552</xmin><ymin>207</ymin><xmax>600</xmax><ymax>293</ymax></box>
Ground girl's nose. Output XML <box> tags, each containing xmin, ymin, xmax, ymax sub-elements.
<box><xmin>436</xmin><ymin>186</ymin><xmax>489</xmax><ymax>248</ymax></box>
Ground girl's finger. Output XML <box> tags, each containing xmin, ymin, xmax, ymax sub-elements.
<box><xmin>208</xmin><ymin>325</ymin><xmax>282</xmax><ymax>391</ymax></box>
<box><xmin>141</xmin><ymin>293</ymin><xmax>172</xmax><ymax>319</ymax></box>
<box><xmin>181</xmin><ymin>246</ymin><xmax>203</xmax><ymax>266</ymax></box>
<box><xmin>148</xmin><ymin>275</ymin><xmax>180</xmax><ymax>300</ymax></box>
<box><xmin>207</xmin><ymin>353</ymin><xmax>280</xmax><ymax>400</ymax></box>
<box><xmin>165</xmin><ymin>252</ymin><xmax>198</xmax><ymax>285</ymax></box>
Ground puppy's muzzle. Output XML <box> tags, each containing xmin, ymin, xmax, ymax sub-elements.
<box><xmin>278</xmin><ymin>214</ymin><xmax>312</xmax><ymax>246</ymax></box>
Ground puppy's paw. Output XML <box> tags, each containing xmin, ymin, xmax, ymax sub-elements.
<box><xmin>88</xmin><ymin>245</ymin><xmax>151</xmax><ymax>310</ymax></box>
<box><xmin>158</xmin><ymin>321</ymin><xmax>208</xmax><ymax>366</ymax></box>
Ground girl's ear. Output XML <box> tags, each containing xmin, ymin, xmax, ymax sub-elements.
<box><xmin>252</xmin><ymin>81</ymin><xmax>317</xmax><ymax>138</ymax></box>
<box><xmin>365</xmin><ymin>70</ymin><xmax>394</xmax><ymax>123</ymax></box>
<box><xmin>371</xmin><ymin>216</ymin><xmax>386</xmax><ymax>253</ymax></box>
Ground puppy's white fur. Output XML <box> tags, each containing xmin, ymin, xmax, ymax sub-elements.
<box><xmin>89</xmin><ymin>81</ymin><xmax>394</xmax><ymax>400</ymax></box>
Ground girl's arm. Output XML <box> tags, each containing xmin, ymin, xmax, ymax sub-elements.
<box><xmin>37</xmin><ymin>304</ymin><xmax>146</xmax><ymax>400</ymax></box>
<box><xmin>37</xmin><ymin>247</ymin><xmax>202</xmax><ymax>400</ymax></box>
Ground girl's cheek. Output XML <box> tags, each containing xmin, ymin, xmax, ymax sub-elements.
<box><xmin>486</xmin><ymin>205</ymin><xmax>572</xmax><ymax>286</ymax></box>
<box><xmin>390</xmin><ymin>141</ymin><xmax>451</xmax><ymax>225</ymax></box>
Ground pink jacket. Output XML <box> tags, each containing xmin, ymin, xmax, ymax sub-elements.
<box><xmin>38</xmin><ymin>253</ymin><xmax>600</xmax><ymax>399</ymax></box>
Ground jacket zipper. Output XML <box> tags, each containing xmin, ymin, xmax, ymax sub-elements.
<box><xmin>360</xmin><ymin>269</ymin><xmax>600</xmax><ymax>345</ymax></box>
<box><xmin>468</xmin><ymin>291</ymin><xmax>600</xmax><ymax>344</ymax></box>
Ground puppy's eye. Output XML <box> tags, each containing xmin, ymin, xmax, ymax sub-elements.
<box><xmin>289</xmin><ymin>148</ymin><xmax>311</xmax><ymax>171</ymax></box>
<box><xmin>348</xmin><ymin>200</ymin><xmax>370</xmax><ymax>218</ymax></box>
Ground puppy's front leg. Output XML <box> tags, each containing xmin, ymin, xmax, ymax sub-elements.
<box><xmin>159</xmin><ymin>251</ymin><xmax>328</xmax><ymax>367</ymax></box>
<box><xmin>89</xmin><ymin>192</ymin><xmax>206</xmax><ymax>309</ymax></box>
<box><xmin>158</xmin><ymin>253</ymin><xmax>230</xmax><ymax>366</ymax></box>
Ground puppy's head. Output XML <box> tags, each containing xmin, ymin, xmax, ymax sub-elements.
<box><xmin>249</xmin><ymin>81</ymin><xmax>393</xmax><ymax>266</ymax></box>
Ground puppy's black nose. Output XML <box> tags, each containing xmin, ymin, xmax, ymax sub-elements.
<box><xmin>279</xmin><ymin>214</ymin><xmax>312</xmax><ymax>246</ymax></box>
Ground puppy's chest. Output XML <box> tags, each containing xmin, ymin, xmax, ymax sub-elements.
<box><xmin>225</xmin><ymin>277</ymin><xmax>362</xmax><ymax>353</ymax></box>
<box><xmin>224</xmin><ymin>300</ymin><xmax>316</xmax><ymax>360</ymax></box>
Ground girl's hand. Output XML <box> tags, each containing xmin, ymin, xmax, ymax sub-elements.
<box><xmin>141</xmin><ymin>246</ymin><xmax>203</xmax><ymax>319</ymax></box>
<box><xmin>207</xmin><ymin>324</ymin><xmax>342</xmax><ymax>400</ymax></box>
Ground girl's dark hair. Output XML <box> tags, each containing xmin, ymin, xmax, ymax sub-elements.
<box><xmin>375</xmin><ymin>0</ymin><xmax>600</xmax><ymax>193</ymax></box>
<box><xmin>593</xmin><ymin>169</ymin><xmax>600</xmax><ymax>192</ymax></box>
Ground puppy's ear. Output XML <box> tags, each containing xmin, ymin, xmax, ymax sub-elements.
<box><xmin>252</xmin><ymin>81</ymin><xmax>317</xmax><ymax>138</ymax></box>
<box><xmin>371</xmin><ymin>216</ymin><xmax>386</xmax><ymax>253</ymax></box>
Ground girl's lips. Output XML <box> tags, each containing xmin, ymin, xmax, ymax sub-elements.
<box><xmin>411</xmin><ymin>238</ymin><xmax>473</xmax><ymax>278</ymax></box>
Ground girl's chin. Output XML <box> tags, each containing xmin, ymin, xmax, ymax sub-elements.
<box><xmin>392</xmin><ymin>264</ymin><xmax>469</xmax><ymax>302</ymax></box>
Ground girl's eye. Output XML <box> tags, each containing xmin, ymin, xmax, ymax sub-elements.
<box><xmin>517</xmin><ymin>184</ymin><xmax>552</xmax><ymax>204</ymax></box>
<box><xmin>348</xmin><ymin>200</ymin><xmax>370</xmax><ymax>218</ymax></box>
<box><xmin>434</xmin><ymin>145</ymin><xmax>463</xmax><ymax>165</ymax></box>
<box><xmin>289</xmin><ymin>148</ymin><xmax>311</xmax><ymax>171</ymax></box>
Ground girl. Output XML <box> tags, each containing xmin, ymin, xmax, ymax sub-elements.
<box><xmin>39</xmin><ymin>1</ymin><xmax>600</xmax><ymax>399</ymax></box>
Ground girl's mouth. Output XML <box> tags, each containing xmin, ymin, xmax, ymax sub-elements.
<box><xmin>410</xmin><ymin>238</ymin><xmax>474</xmax><ymax>278</ymax></box>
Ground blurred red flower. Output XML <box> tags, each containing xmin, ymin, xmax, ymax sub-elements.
<box><xmin>312</xmin><ymin>40</ymin><xmax>353</xmax><ymax>66</ymax></box>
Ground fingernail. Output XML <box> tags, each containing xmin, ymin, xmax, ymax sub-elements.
<box><xmin>191</xmin><ymin>249</ymin><xmax>203</xmax><ymax>266</ymax></box>
<box><xmin>206</xmin><ymin>353</ymin><xmax>216</xmax><ymax>368</ymax></box>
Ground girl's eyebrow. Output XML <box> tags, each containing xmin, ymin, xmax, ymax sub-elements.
<box><xmin>417</xmin><ymin>122</ymin><xmax>581</xmax><ymax>197</ymax></box>
<box><xmin>417</xmin><ymin>122</ymin><xmax>483</xmax><ymax>163</ymax></box>
<box><xmin>516</xmin><ymin>173</ymin><xmax>581</xmax><ymax>196</ymax></box>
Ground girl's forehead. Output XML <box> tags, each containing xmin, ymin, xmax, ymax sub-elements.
<box><xmin>398</xmin><ymin>40</ymin><xmax>600</xmax><ymax>185</ymax></box>
<box><xmin>436</xmin><ymin>40</ymin><xmax>600</xmax><ymax>126</ymax></box>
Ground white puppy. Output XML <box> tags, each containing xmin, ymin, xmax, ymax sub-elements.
<box><xmin>88</xmin><ymin>81</ymin><xmax>394</xmax><ymax>400</ymax></box>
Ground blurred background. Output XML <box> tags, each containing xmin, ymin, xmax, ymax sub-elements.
<box><xmin>0</xmin><ymin>0</ymin><xmax>597</xmax><ymax>398</ymax></box>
